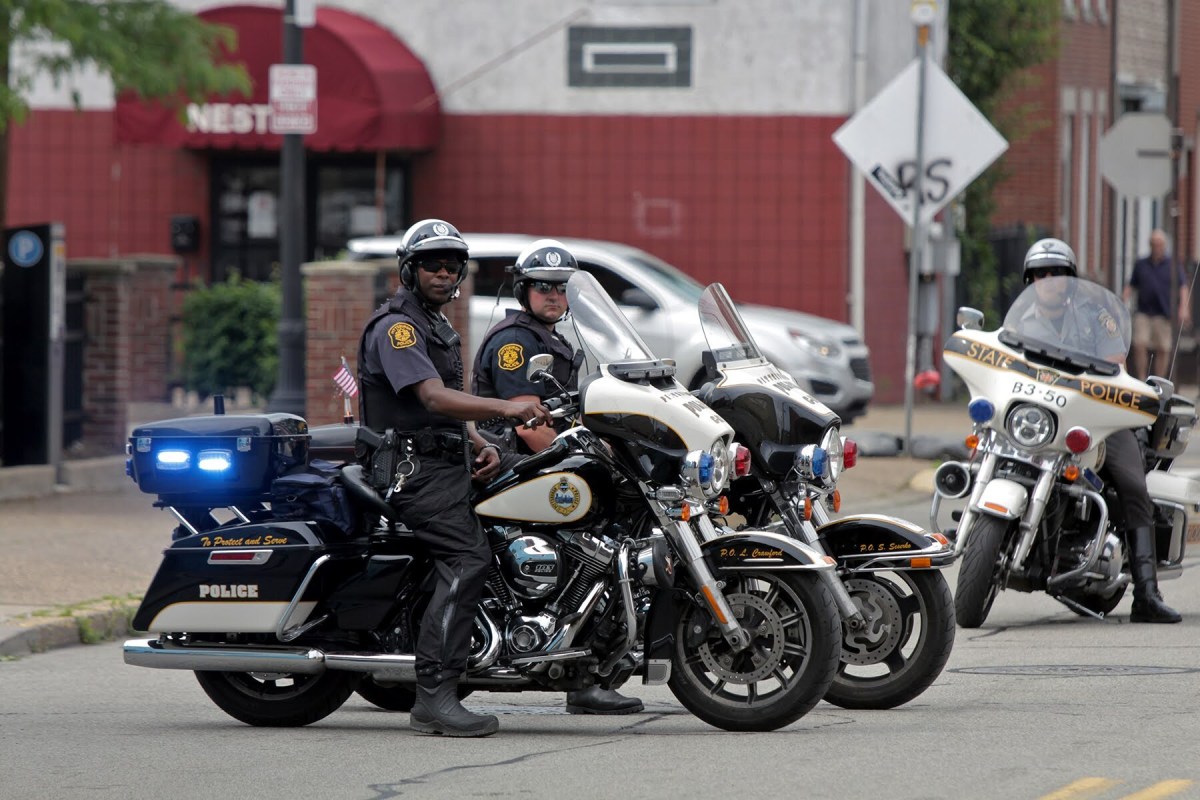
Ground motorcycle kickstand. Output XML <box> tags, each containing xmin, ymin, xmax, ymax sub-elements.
<box><xmin>1050</xmin><ymin>593</ymin><xmax>1116</xmax><ymax>622</ymax></box>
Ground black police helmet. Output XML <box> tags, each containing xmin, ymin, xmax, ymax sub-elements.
<box><xmin>1022</xmin><ymin>238</ymin><xmax>1078</xmax><ymax>285</ymax></box>
<box><xmin>397</xmin><ymin>219</ymin><xmax>469</xmax><ymax>289</ymax></box>
<box><xmin>510</xmin><ymin>239</ymin><xmax>577</xmax><ymax>307</ymax></box>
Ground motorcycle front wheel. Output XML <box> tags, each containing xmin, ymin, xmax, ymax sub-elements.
<box><xmin>955</xmin><ymin>515</ymin><xmax>1011</xmax><ymax>628</ymax></box>
<box><xmin>823</xmin><ymin>570</ymin><xmax>955</xmax><ymax>710</ymax></box>
<box><xmin>194</xmin><ymin>670</ymin><xmax>362</xmax><ymax>727</ymax></box>
<box><xmin>668</xmin><ymin>571</ymin><xmax>840</xmax><ymax>732</ymax></box>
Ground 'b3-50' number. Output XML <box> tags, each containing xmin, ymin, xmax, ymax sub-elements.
<box><xmin>1013</xmin><ymin>381</ymin><xmax>1067</xmax><ymax>407</ymax></box>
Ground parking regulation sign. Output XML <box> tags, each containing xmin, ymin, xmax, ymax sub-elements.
<box><xmin>833</xmin><ymin>57</ymin><xmax>1008</xmax><ymax>226</ymax></box>
<box><xmin>8</xmin><ymin>230</ymin><xmax>44</xmax><ymax>268</ymax></box>
<box><xmin>269</xmin><ymin>64</ymin><xmax>317</xmax><ymax>135</ymax></box>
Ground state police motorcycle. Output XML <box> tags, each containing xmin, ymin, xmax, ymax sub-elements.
<box><xmin>931</xmin><ymin>276</ymin><xmax>1197</xmax><ymax>627</ymax></box>
<box><xmin>691</xmin><ymin>283</ymin><xmax>956</xmax><ymax>709</ymax></box>
<box><xmin>122</xmin><ymin>271</ymin><xmax>841</xmax><ymax>732</ymax></box>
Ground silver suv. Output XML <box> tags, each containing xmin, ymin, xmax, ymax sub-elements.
<box><xmin>346</xmin><ymin>233</ymin><xmax>873</xmax><ymax>421</ymax></box>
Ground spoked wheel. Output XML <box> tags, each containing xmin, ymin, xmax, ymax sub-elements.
<box><xmin>823</xmin><ymin>570</ymin><xmax>955</xmax><ymax>709</ymax></box>
<box><xmin>194</xmin><ymin>670</ymin><xmax>362</xmax><ymax>727</ymax></box>
<box><xmin>667</xmin><ymin>572</ymin><xmax>840</xmax><ymax>732</ymax></box>
<box><xmin>955</xmin><ymin>516</ymin><xmax>1011</xmax><ymax>628</ymax></box>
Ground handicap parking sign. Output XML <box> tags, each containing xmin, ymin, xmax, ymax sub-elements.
<box><xmin>8</xmin><ymin>230</ymin><xmax>44</xmax><ymax>268</ymax></box>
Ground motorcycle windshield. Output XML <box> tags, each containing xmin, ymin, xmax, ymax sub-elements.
<box><xmin>698</xmin><ymin>282</ymin><xmax>764</xmax><ymax>366</ymax></box>
<box><xmin>1001</xmin><ymin>276</ymin><xmax>1132</xmax><ymax>369</ymax></box>
<box><xmin>566</xmin><ymin>271</ymin><xmax>658</xmax><ymax>363</ymax></box>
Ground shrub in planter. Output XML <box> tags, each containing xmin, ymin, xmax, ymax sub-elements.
<box><xmin>180</xmin><ymin>273</ymin><xmax>280</xmax><ymax>401</ymax></box>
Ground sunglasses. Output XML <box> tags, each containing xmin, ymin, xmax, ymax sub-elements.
<box><xmin>1029</xmin><ymin>267</ymin><xmax>1072</xmax><ymax>281</ymax></box>
<box><xmin>417</xmin><ymin>258</ymin><xmax>466</xmax><ymax>275</ymax></box>
<box><xmin>529</xmin><ymin>281</ymin><xmax>567</xmax><ymax>295</ymax></box>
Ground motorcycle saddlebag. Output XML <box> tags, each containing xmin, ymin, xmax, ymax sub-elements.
<box><xmin>132</xmin><ymin>521</ymin><xmax>342</xmax><ymax>634</ymax></box>
<box><xmin>1148</xmin><ymin>395</ymin><xmax>1197</xmax><ymax>460</ymax></box>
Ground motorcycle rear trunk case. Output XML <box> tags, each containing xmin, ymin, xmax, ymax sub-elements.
<box><xmin>128</xmin><ymin>413</ymin><xmax>310</xmax><ymax>504</ymax></box>
<box><xmin>1148</xmin><ymin>395</ymin><xmax>1197</xmax><ymax>459</ymax></box>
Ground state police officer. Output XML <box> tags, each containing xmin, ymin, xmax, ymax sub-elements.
<box><xmin>358</xmin><ymin>219</ymin><xmax>553</xmax><ymax>737</ymax></box>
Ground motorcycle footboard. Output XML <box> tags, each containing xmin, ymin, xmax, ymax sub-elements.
<box><xmin>817</xmin><ymin>514</ymin><xmax>956</xmax><ymax>570</ymax></box>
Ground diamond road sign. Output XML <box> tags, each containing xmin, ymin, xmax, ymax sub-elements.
<box><xmin>833</xmin><ymin>57</ymin><xmax>1008</xmax><ymax>226</ymax></box>
<box><xmin>1098</xmin><ymin>112</ymin><xmax>1172</xmax><ymax>197</ymax></box>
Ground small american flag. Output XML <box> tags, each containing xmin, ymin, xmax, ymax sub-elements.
<box><xmin>333</xmin><ymin>358</ymin><xmax>359</xmax><ymax>397</ymax></box>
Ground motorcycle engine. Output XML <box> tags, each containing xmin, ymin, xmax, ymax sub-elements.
<box><xmin>500</xmin><ymin>535</ymin><xmax>560</xmax><ymax>600</ymax></box>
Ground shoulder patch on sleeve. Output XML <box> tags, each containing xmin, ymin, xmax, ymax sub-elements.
<box><xmin>1097</xmin><ymin>309</ymin><xmax>1119</xmax><ymax>337</ymax></box>
<box><xmin>388</xmin><ymin>322</ymin><xmax>417</xmax><ymax>349</ymax></box>
<box><xmin>498</xmin><ymin>343</ymin><xmax>525</xmax><ymax>371</ymax></box>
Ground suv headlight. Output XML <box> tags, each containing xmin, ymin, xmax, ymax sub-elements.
<box><xmin>1005</xmin><ymin>403</ymin><xmax>1056</xmax><ymax>449</ymax></box>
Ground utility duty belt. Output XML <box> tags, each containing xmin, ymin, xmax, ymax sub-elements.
<box><xmin>357</xmin><ymin>427</ymin><xmax>467</xmax><ymax>497</ymax></box>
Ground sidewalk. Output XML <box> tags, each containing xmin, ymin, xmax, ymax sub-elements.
<box><xmin>0</xmin><ymin>401</ymin><xmax>959</xmax><ymax>657</ymax></box>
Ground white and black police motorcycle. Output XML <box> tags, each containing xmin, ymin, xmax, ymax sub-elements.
<box><xmin>122</xmin><ymin>271</ymin><xmax>842</xmax><ymax>732</ymax></box>
<box><xmin>691</xmin><ymin>283</ymin><xmax>955</xmax><ymax>709</ymax></box>
<box><xmin>931</xmin><ymin>275</ymin><xmax>1197</xmax><ymax>627</ymax></box>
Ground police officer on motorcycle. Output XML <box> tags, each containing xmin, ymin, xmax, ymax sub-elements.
<box><xmin>1022</xmin><ymin>238</ymin><xmax>1181</xmax><ymax>623</ymax></box>
<box><xmin>358</xmin><ymin>219</ymin><xmax>554</xmax><ymax>736</ymax></box>
<box><xmin>472</xmin><ymin>239</ymin><xmax>645</xmax><ymax>714</ymax></box>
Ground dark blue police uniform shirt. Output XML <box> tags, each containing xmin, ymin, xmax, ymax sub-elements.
<box><xmin>364</xmin><ymin>312</ymin><xmax>441</xmax><ymax>393</ymax></box>
<box><xmin>478</xmin><ymin>325</ymin><xmax>547</xmax><ymax>399</ymax></box>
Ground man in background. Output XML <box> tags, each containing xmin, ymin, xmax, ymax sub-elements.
<box><xmin>1124</xmin><ymin>229</ymin><xmax>1191</xmax><ymax>379</ymax></box>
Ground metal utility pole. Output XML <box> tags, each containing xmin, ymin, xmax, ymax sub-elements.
<box><xmin>267</xmin><ymin>0</ymin><xmax>307</xmax><ymax>417</ymax></box>
<box><xmin>1166</xmin><ymin>0</ymin><xmax>1185</xmax><ymax>375</ymax></box>
<box><xmin>903</xmin><ymin>3</ymin><xmax>935</xmax><ymax>457</ymax></box>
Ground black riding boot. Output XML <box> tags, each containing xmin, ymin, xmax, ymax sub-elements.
<box><xmin>565</xmin><ymin>686</ymin><xmax>644</xmax><ymax>715</ymax></box>
<box><xmin>410</xmin><ymin>675</ymin><xmax>499</xmax><ymax>737</ymax></box>
<box><xmin>1127</xmin><ymin>526</ymin><xmax>1182</xmax><ymax>624</ymax></box>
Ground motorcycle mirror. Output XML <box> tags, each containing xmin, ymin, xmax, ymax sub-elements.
<box><xmin>527</xmin><ymin>353</ymin><xmax>555</xmax><ymax>381</ymax></box>
<box><xmin>956</xmin><ymin>307</ymin><xmax>985</xmax><ymax>330</ymax></box>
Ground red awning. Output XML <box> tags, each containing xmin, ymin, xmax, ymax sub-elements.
<box><xmin>115</xmin><ymin>5</ymin><xmax>440</xmax><ymax>151</ymax></box>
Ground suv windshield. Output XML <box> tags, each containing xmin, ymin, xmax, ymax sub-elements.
<box><xmin>623</xmin><ymin>253</ymin><xmax>704</xmax><ymax>303</ymax></box>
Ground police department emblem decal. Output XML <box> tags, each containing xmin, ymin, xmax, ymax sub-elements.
<box><xmin>546</xmin><ymin>251</ymin><xmax>561</xmax><ymax>266</ymax></box>
<box><xmin>388</xmin><ymin>322</ymin><xmax>417</xmax><ymax>349</ymax></box>
<box><xmin>498</xmin><ymin>343</ymin><xmax>524</xmax><ymax>371</ymax></box>
<box><xmin>549</xmin><ymin>478</ymin><xmax>581</xmax><ymax>516</ymax></box>
<box><xmin>433</xmin><ymin>222</ymin><xmax>449</xmax><ymax>236</ymax></box>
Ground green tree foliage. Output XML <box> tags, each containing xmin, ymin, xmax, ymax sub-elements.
<box><xmin>0</xmin><ymin>1</ymin><xmax>250</xmax><ymax>223</ymax></box>
<box><xmin>180</xmin><ymin>274</ymin><xmax>280</xmax><ymax>400</ymax></box>
<box><xmin>947</xmin><ymin>0</ymin><xmax>1060</xmax><ymax>320</ymax></box>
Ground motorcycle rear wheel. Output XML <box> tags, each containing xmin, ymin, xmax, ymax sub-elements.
<box><xmin>955</xmin><ymin>515</ymin><xmax>1010</xmax><ymax>628</ymax></box>
<box><xmin>194</xmin><ymin>670</ymin><xmax>361</xmax><ymax>727</ymax></box>
<box><xmin>667</xmin><ymin>571</ymin><xmax>840</xmax><ymax>732</ymax></box>
<box><xmin>823</xmin><ymin>570</ymin><xmax>955</xmax><ymax>710</ymax></box>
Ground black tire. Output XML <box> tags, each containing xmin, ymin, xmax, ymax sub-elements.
<box><xmin>1060</xmin><ymin>585</ymin><xmax>1127</xmax><ymax>617</ymax></box>
<box><xmin>194</xmin><ymin>670</ymin><xmax>361</xmax><ymax>727</ymax></box>
<box><xmin>667</xmin><ymin>572</ymin><xmax>840</xmax><ymax>732</ymax></box>
<box><xmin>824</xmin><ymin>570</ymin><xmax>956</xmax><ymax>710</ymax></box>
<box><xmin>355</xmin><ymin>679</ymin><xmax>473</xmax><ymax>712</ymax></box>
<box><xmin>955</xmin><ymin>515</ymin><xmax>1011</xmax><ymax>629</ymax></box>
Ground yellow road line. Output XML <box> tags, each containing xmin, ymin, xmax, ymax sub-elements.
<box><xmin>1119</xmin><ymin>780</ymin><xmax>1196</xmax><ymax>800</ymax></box>
<box><xmin>1039</xmin><ymin>777</ymin><xmax>1120</xmax><ymax>800</ymax></box>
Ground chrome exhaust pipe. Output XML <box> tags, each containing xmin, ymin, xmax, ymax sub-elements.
<box><xmin>123</xmin><ymin>638</ymin><xmax>326</xmax><ymax>674</ymax></box>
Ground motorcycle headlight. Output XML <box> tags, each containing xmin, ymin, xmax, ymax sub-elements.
<box><xmin>682</xmin><ymin>449</ymin><xmax>716</xmax><ymax>498</ymax></box>
<box><xmin>793</xmin><ymin>444</ymin><xmax>828</xmax><ymax>483</ymax></box>
<box><xmin>1005</xmin><ymin>403</ymin><xmax>1056</xmax><ymax>449</ymax></box>
<box><xmin>708</xmin><ymin>439</ymin><xmax>731</xmax><ymax>493</ymax></box>
<box><xmin>820</xmin><ymin>428</ymin><xmax>843</xmax><ymax>485</ymax></box>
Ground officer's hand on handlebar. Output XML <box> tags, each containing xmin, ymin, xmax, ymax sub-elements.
<box><xmin>505</xmin><ymin>399</ymin><xmax>553</xmax><ymax>429</ymax></box>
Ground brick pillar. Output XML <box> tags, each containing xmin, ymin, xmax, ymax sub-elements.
<box><xmin>70</xmin><ymin>259</ymin><xmax>133</xmax><ymax>453</ymax></box>
<box><xmin>301</xmin><ymin>260</ymin><xmax>477</xmax><ymax>426</ymax></box>
<box><xmin>126</xmin><ymin>254</ymin><xmax>182</xmax><ymax>402</ymax></box>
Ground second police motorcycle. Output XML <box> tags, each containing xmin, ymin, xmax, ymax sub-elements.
<box><xmin>931</xmin><ymin>274</ymin><xmax>1198</xmax><ymax>627</ymax></box>
<box><xmin>121</xmin><ymin>271</ymin><xmax>843</xmax><ymax>732</ymax></box>
<box><xmin>691</xmin><ymin>282</ymin><xmax>956</xmax><ymax>709</ymax></box>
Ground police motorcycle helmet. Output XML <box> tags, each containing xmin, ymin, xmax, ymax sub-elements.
<box><xmin>1022</xmin><ymin>237</ymin><xmax>1078</xmax><ymax>285</ymax></box>
<box><xmin>397</xmin><ymin>219</ymin><xmax>470</xmax><ymax>290</ymax></box>
<box><xmin>510</xmin><ymin>239</ymin><xmax>578</xmax><ymax>307</ymax></box>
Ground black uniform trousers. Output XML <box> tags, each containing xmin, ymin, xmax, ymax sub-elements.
<box><xmin>1099</xmin><ymin>428</ymin><xmax>1154</xmax><ymax>529</ymax></box>
<box><xmin>388</xmin><ymin>455</ymin><xmax>490</xmax><ymax>679</ymax></box>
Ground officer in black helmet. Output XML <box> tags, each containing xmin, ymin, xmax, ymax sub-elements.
<box><xmin>472</xmin><ymin>239</ymin><xmax>645</xmax><ymax>715</ymax></box>
<box><xmin>1021</xmin><ymin>237</ymin><xmax>1180</xmax><ymax>624</ymax></box>
<box><xmin>358</xmin><ymin>219</ymin><xmax>554</xmax><ymax>737</ymax></box>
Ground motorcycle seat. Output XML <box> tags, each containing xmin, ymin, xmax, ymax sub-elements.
<box><xmin>340</xmin><ymin>464</ymin><xmax>400</xmax><ymax>523</ymax></box>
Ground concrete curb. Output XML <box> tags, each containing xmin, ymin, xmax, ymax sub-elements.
<box><xmin>0</xmin><ymin>456</ymin><xmax>129</xmax><ymax>502</ymax></box>
<box><xmin>0</xmin><ymin>599</ymin><xmax>141</xmax><ymax>658</ymax></box>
